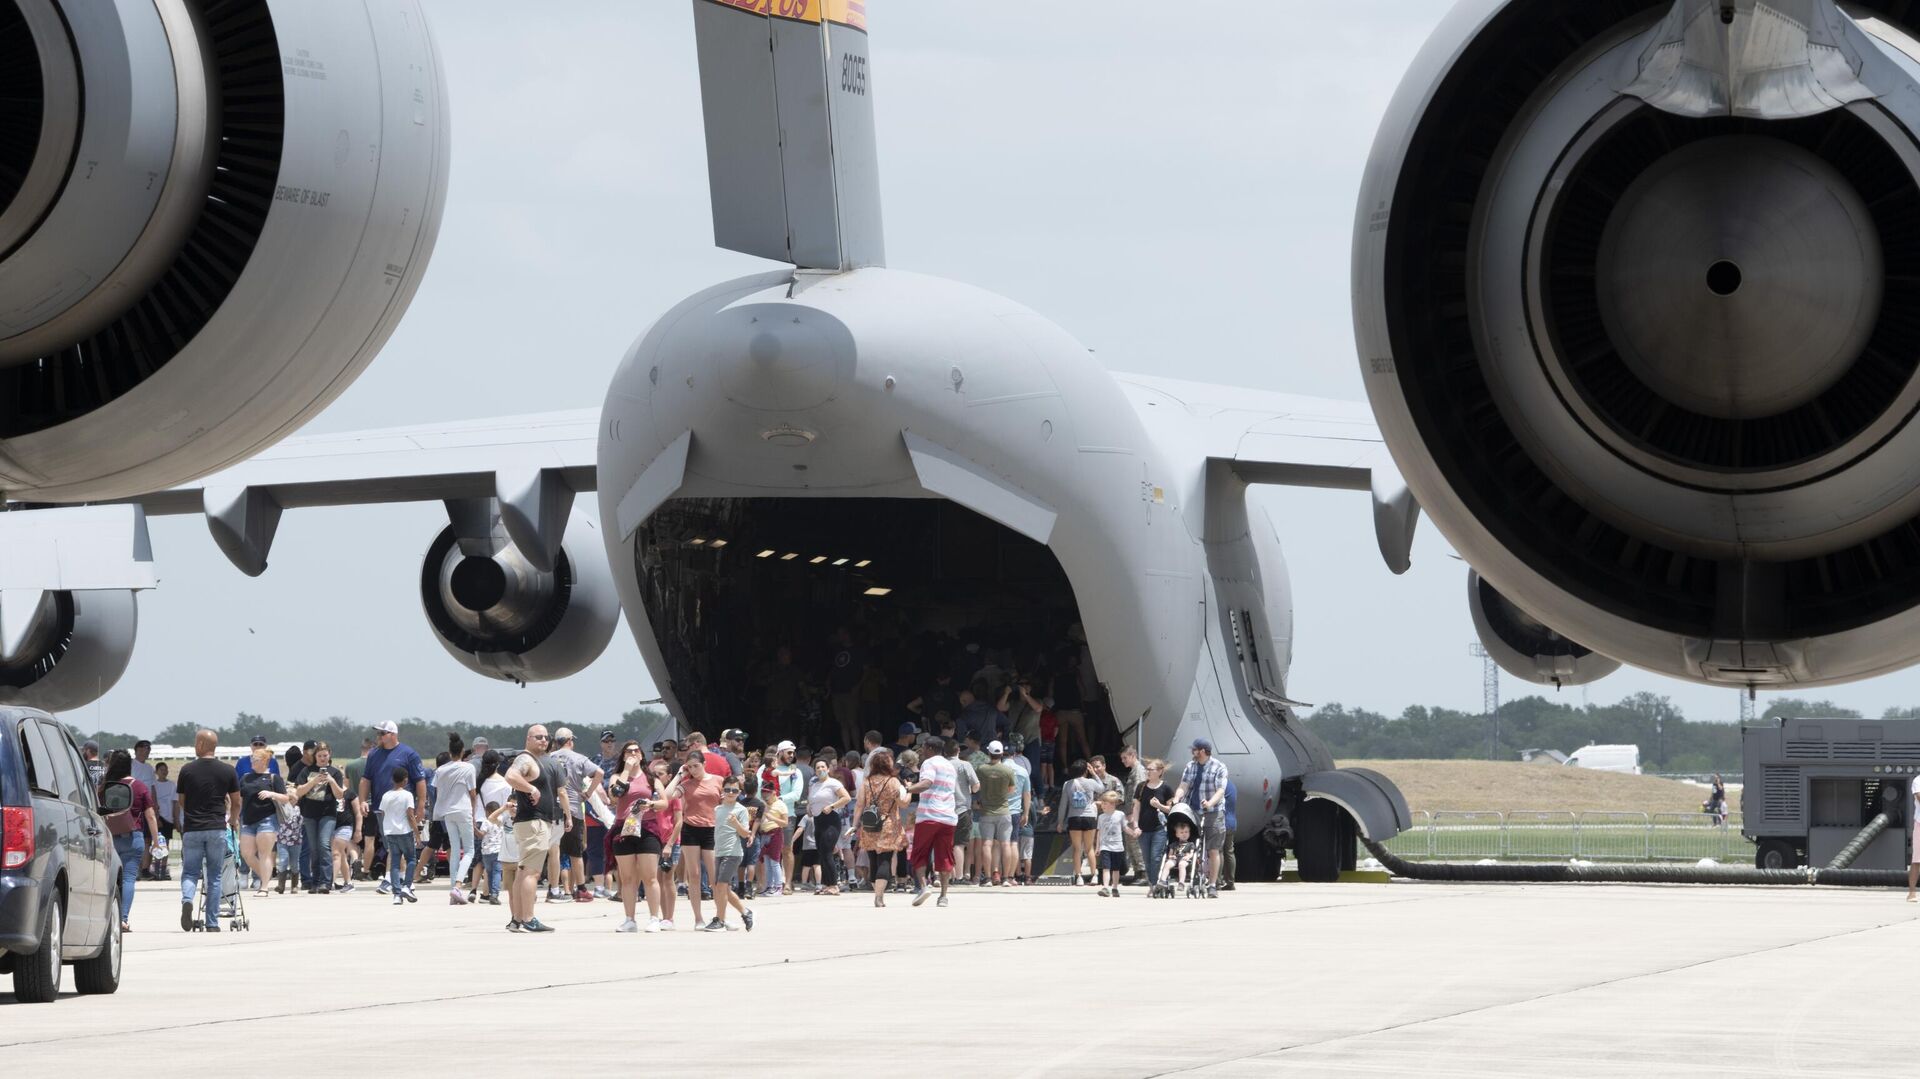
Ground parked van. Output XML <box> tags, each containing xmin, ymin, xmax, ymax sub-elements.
<box><xmin>1565</xmin><ymin>744</ymin><xmax>1641</xmax><ymax>774</ymax></box>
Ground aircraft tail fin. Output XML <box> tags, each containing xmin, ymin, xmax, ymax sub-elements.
<box><xmin>691</xmin><ymin>0</ymin><xmax>884</xmax><ymax>270</ymax></box>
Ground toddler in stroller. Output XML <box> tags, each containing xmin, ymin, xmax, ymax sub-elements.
<box><xmin>1150</xmin><ymin>803</ymin><xmax>1206</xmax><ymax>898</ymax></box>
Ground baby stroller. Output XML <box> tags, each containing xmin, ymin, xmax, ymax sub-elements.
<box><xmin>1150</xmin><ymin>803</ymin><xmax>1208</xmax><ymax>899</ymax></box>
<box><xmin>193</xmin><ymin>830</ymin><xmax>250</xmax><ymax>931</ymax></box>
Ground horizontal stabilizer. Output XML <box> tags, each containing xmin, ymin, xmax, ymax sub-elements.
<box><xmin>692</xmin><ymin>0</ymin><xmax>885</xmax><ymax>269</ymax></box>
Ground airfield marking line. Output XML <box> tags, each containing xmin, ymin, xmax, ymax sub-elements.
<box><xmin>1139</xmin><ymin>909</ymin><xmax>1919</xmax><ymax>1076</ymax></box>
<box><xmin>0</xmin><ymin>888</ymin><xmax>1481</xmax><ymax>1045</ymax></box>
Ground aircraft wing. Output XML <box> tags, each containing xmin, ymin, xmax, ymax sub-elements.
<box><xmin>0</xmin><ymin>409</ymin><xmax>600</xmax><ymax>586</ymax></box>
<box><xmin>1115</xmin><ymin>372</ymin><xmax>1419</xmax><ymax>574</ymax></box>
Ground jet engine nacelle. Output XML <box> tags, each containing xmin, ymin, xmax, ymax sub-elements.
<box><xmin>0</xmin><ymin>0</ymin><xmax>448</xmax><ymax>501</ymax></box>
<box><xmin>0</xmin><ymin>589</ymin><xmax>136</xmax><ymax>713</ymax></box>
<box><xmin>1467</xmin><ymin>571</ymin><xmax>1621</xmax><ymax>688</ymax></box>
<box><xmin>419</xmin><ymin>512</ymin><xmax>619</xmax><ymax>685</ymax></box>
<box><xmin>1356</xmin><ymin>0</ymin><xmax>1920</xmax><ymax>688</ymax></box>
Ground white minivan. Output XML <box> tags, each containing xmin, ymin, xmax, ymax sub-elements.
<box><xmin>1564</xmin><ymin>744</ymin><xmax>1641</xmax><ymax>774</ymax></box>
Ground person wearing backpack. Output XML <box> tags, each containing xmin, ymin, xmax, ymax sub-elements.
<box><xmin>856</xmin><ymin>748</ymin><xmax>908</xmax><ymax>907</ymax></box>
<box><xmin>100</xmin><ymin>749</ymin><xmax>160</xmax><ymax>932</ymax></box>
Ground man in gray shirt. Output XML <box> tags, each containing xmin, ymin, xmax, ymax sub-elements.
<box><xmin>546</xmin><ymin>728</ymin><xmax>603</xmax><ymax>902</ymax></box>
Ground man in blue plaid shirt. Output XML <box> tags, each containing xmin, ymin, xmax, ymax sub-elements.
<box><xmin>1172</xmin><ymin>738</ymin><xmax>1229</xmax><ymax>897</ymax></box>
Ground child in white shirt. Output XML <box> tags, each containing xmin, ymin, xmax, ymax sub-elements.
<box><xmin>378</xmin><ymin>767</ymin><xmax>419</xmax><ymax>905</ymax></box>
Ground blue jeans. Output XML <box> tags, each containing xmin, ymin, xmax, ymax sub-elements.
<box><xmin>481</xmin><ymin>851</ymin><xmax>502</xmax><ymax>896</ymax></box>
<box><xmin>302</xmin><ymin>816</ymin><xmax>335</xmax><ymax>887</ymax></box>
<box><xmin>386</xmin><ymin>833</ymin><xmax>417</xmax><ymax>894</ymax></box>
<box><xmin>112</xmin><ymin>831</ymin><xmax>145</xmax><ymax>924</ymax></box>
<box><xmin>180</xmin><ymin>829</ymin><xmax>229</xmax><ymax>928</ymax></box>
<box><xmin>1142</xmin><ymin>829</ymin><xmax>1168</xmax><ymax>887</ymax></box>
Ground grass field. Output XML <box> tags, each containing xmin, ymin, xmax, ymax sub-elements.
<box><xmin>1344</xmin><ymin>758</ymin><xmax>1734</xmax><ymax>814</ymax></box>
<box><xmin>1347</xmin><ymin>759</ymin><xmax>1757</xmax><ymax>864</ymax></box>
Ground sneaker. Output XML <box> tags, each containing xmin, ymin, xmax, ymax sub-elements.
<box><xmin>394</xmin><ymin>894</ymin><xmax>406</xmax><ymax>905</ymax></box>
<box><xmin>403</xmin><ymin>887</ymin><xmax>419</xmax><ymax>903</ymax></box>
<box><xmin>936</xmin><ymin>895</ymin><xmax>949</xmax><ymax>907</ymax></box>
<box><xmin>616</xmin><ymin>918</ymin><xmax>638</xmax><ymax>933</ymax></box>
<box><xmin>318</xmin><ymin>884</ymin><xmax>332</xmax><ymax>895</ymax></box>
<box><xmin>376</xmin><ymin>880</ymin><xmax>391</xmax><ymax>895</ymax></box>
<box><xmin>658</xmin><ymin>918</ymin><xmax>675</xmax><ymax>931</ymax></box>
<box><xmin>485</xmin><ymin>894</ymin><xmax>501</xmax><ymax>906</ymax></box>
<box><xmin>180</xmin><ymin>900</ymin><xmax>194</xmax><ymax>932</ymax></box>
<box><xmin>742</xmin><ymin>908</ymin><xmax>755</xmax><ymax>932</ymax></box>
<box><xmin>336</xmin><ymin>883</ymin><xmax>356</xmax><ymax>894</ymax></box>
<box><xmin>700</xmin><ymin>919</ymin><xmax>727</xmax><ymax>932</ymax></box>
<box><xmin>912</xmin><ymin>883</ymin><xmax>931</xmax><ymax>907</ymax></box>
<box><xmin>547</xmin><ymin>887</ymin><xmax>569</xmax><ymax>902</ymax></box>
<box><xmin>506</xmin><ymin>920</ymin><xmax>525</xmax><ymax>933</ymax></box>
<box><xmin>450</xmin><ymin>887</ymin><xmax>467</xmax><ymax>906</ymax></box>
<box><xmin>1220</xmin><ymin>882</ymin><xmax>1236</xmax><ymax>891</ymax></box>
<box><xmin>700</xmin><ymin>887</ymin><xmax>713</xmax><ymax>902</ymax></box>
<box><xmin>573</xmin><ymin>886</ymin><xmax>594</xmax><ymax>903</ymax></box>
<box><xmin>644</xmin><ymin>917</ymin><xmax>661</xmax><ymax>933</ymax></box>
<box><xmin>206</xmin><ymin>924</ymin><xmax>222</xmax><ymax>932</ymax></box>
<box><xmin>523</xmin><ymin>919</ymin><xmax>556</xmax><ymax>933</ymax></box>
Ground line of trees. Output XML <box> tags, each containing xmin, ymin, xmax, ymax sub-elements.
<box><xmin>1301</xmin><ymin>695</ymin><xmax>1909</xmax><ymax>773</ymax></box>
<box><xmin>62</xmin><ymin>705</ymin><xmax>675</xmax><ymax>760</ymax></box>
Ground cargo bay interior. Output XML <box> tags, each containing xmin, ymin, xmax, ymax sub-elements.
<box><xmin>635</xmin><ymin>497</ymin><xmax>1124</xmax><ymax>763</ymax></box>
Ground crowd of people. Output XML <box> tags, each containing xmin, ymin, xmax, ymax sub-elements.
<box><xmin>85</xmin><ymin>709</ymin><xmax>1244</xmax><ymax>933</ymax></box>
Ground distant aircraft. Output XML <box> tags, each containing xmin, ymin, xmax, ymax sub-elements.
<box><xmin>9</xmin><ymin>0</ymin><xmax>1918</xmax><ymax>877</ymax></box>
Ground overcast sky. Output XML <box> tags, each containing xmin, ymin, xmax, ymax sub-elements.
<box><xmin>81</xmin><ymin>1</ymin><xmax>1920</xmax><ymax>739</ymax></box>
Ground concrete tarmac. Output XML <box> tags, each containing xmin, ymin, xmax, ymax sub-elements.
<box><xmin>4</xmin><ymin>876</ymin><xmax>1919</xmax><ymax>1075</ymax></box>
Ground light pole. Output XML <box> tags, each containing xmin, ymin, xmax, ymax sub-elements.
<box><xmin>1469</xmin><ymin>642</ymin><xmax>1499</xmax><ymax>759</ymax></box>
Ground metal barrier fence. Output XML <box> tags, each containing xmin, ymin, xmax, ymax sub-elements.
<box><xmin>1368</xmin><ymin>810</ymin><xmax>1755</xmax><ymax>864</ymax></box>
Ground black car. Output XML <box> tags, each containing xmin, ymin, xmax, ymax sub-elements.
<box><xmin>0</xmin><ymin>706</ymin><xmax>123</xmax><ymax>1002</ymax></box>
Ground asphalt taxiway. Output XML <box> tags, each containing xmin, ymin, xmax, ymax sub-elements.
<box><xmin>3</xmin><ymin>877</ymin><xmax>1916</xmax><ymax>1076</ymax></box>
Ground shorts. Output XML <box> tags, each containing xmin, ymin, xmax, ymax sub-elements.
<box><xmin>333</xmin><ymin>824</ymin><xmax>355</xmax><ymax>845</ymax></box>
<box><xmin>681</xmin><ymin>824</ymin><xmax>716</xmax><ymax>851</ymax></box>
<box><xmin>1100</xmin><ymin>850</ymin><xmax>1127</xmax><ymax>871</ymax></box>
<box><xmin>976</xmin><ymin>815</ymin><xmax>1013</xmax><ymax>842</ymax></box>
<box><xmin>1068</xmin><ymin>818</ymin><xmax>1097</xmax><ymax>833</ymax></box>
<box><xmin>955</xmin><ymin>812</ymin><xmax>972</xmax><ymax>844</ymax></box>
<box><xmin>1018</xmin><ymin>835</ymin><xmax>1034</xmax><ymax>859</ymax></box>
<box><xmin>909</xmin><ymin>820</ymin><xmax>956</xmax><ymax>874</ymax></box>
<box><xmin>798</xmin><ymin>849</ymin><xmax>819</xmax><ymax>869</ymax></box>
<box><xmin>715</xmin><ymin>855</ymin><xmax>743</xmax><ymax>881</ymax></box>
<box><xmin>612</xmin><ymin>833</ymin><xmax>663</xmax><ymax>858</ymax></box>
<box><xmin>512</xmin><ymin>820</ymin><xmax>554</xmax><ymax>867</ymax></box>
<box><xmin>1035</xmin><ymin>742</ymin><xmax>1056</xmax><ymax>763</ymax></box>
<box><xmin>240</xmin><ymin>819</ymin><xmax>276</xmax><ymax>837</ymax></box>
<box><xmin>1201</xmin><ymin>809</ymin><xmax>1228</xmax><ymax>847</ymax></box>
<box><xmin>428</xmin><ymin>821</ymin><xmax>448</xmax><ymax>849</ymax></box>
<box><xmin>560</xmin><ymin>816</ymin><xmax>586</xmax><ymax>857</ymax></box>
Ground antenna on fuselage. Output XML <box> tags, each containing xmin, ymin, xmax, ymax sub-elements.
<box><xmin>690</xmin><ymin>0</ymin><xmax>886</xmax><ymax>270</ymax></box>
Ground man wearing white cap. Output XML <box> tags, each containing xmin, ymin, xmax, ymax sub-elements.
<box><xmin>974</xmin><ymin>741</ymin><xmax>1019</xmax><ymax>887</ymax></box>
<box><xmin>358</xmin><ymin>720</ymin><xmax>428</xmax><ymax>895</ymax></box>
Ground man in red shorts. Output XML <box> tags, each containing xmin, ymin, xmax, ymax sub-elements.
<box><xmin>906</xmin><ymin>738</ymin><xmax>961</xmax><ymax>908</ymax></box>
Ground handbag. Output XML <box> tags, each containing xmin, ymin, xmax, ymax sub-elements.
<box><xmin>103</xmin><ymin>780</ymin><xmax>136</xmax><ymax>836</ymax></box>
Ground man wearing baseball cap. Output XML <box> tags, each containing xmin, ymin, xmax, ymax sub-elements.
<box><xmin>717</xmin><ymin>729</ymin><xmax>747</xmax><ymax>778</ymax></box>
<box><xmin>1171</xmin><ymin>737</ymin><xmax>1230</xmax><ymax>897</ymax></box>
<box><xmin>974</xmin><ymin>741</ymin><xmax>1018</xmax><ymax>886</ymax></box>
<box><xmin>358</xmin><ymin>721</ymin><xmax>428</xmax><ymax>894</ymax></box>
<box><xmin>235</xmin><ymin>734</ymin><xmax>280</xmax><ymax>779</ymax></box>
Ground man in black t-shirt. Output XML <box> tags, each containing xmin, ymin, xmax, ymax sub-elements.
<box><xmin>175</xmin><ymin>730</ymin><xmax>241</xmax><ymax>931</ymax></box>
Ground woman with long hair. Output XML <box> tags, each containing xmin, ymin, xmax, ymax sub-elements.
<box><xmin>855</xmin><ymin>748</ymin><xmax>908</xmax><ymax>907</ymax></box>
<box><xmin>608</xmin><ymin>740</ymin><xmax>659</xmax><ymax>932</ymax></box>
<box><xmin>100</xmin><ymin>750</ymin><xmax>158</xmax><ymax>931</ymax></box>
<box><xmin>643</xmin><ymin>758</ymin><xmax>684</xmax><ymax>929</ymax></box>
<box><xmin>1058</xmin><ymin>758</ymin><xmax>1102</xmax><ymax>885</ymax></box>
